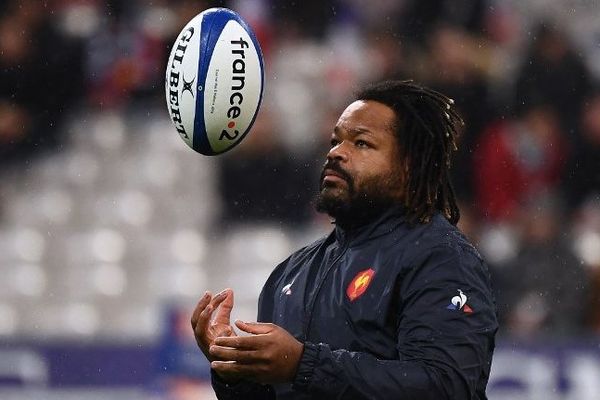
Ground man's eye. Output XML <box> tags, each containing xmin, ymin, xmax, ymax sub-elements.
<box><xmin>356</xmin><ymin>140</ymin><xmax>369</xmax><ymax>148</ymax></box>
<box><xmin>330</xmin><ymin>139</ymin><xmax>340</xmax><ymax>147</ymax></box>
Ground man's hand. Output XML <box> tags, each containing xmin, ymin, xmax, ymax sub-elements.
<box><xmin>190</xmin><ymin>288</ymin><xmax>236</xmax><ymax>362</ymax></box>
<box><xmin>209</xmin><ymin>320</ymin><xmax>304</xmax><ymax>384</ymax></box>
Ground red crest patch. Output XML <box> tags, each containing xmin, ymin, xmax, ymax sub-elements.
<box><xmin>346</xmin><ymin>268</ymin><xmax>375</xmax><ymax>301</ymax></box>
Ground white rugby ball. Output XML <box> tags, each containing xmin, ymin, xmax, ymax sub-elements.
<box><xmin>165</xmin><ymin>8</ymin><xmax>264</xmax><ymax>155</ymax></box>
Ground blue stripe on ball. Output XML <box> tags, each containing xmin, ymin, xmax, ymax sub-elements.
<box><xmin>193</xmin><ymin>9</ymin><xmax>234</xmax><ymax>155</ymax></box>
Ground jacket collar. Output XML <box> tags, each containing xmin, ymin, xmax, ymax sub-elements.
<box><xmin>333</xmin><ymin>206</ymin><xmax>409</xmax><ymax>247</ymax></box>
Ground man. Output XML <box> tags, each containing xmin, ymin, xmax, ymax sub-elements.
<box><xmin>191</xmin><ymin>80</ymin><xmax>498</xmax><ymax>399</ymax></box>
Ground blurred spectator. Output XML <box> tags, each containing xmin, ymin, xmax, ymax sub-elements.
<box><xmin>268</xmin><ymin>21</ymin><xmax>331</xmax><ymax>157</ymax></box>
<box><xmin>362</xmin><ymin>29</ymin><xmax>406</xmax><ymax>81</ymax></box>
<box><xmin>423</xmin><ymin>24</ymin><xmax>493</xmax><ymax>200</ymax></box>
<box><xmin>494</xmin><ymin>195</ymin><xmax>589</xmax><ymax>337</ymax></box>
<box><xmin>271</xmin><ymin>0</ymin><xmax>336</xmax><ymax>39</ymax></box>
<box><xmin>514</xmin><ymin>21</ymin><xmax>591</xmax><ymax>142</ymax></box>
<box><xmin>86</xmin><ymin>0</ymin><xmax>172</xmax><ymax>107</ymax></box>
<box><xmin>0</xmin><ymin>0</ymin><xmax>84</xmax><ymax>164</ymax></box>
<box><xmin>341</xmin><ymin>0</ymin><xmax>403</xmax><ymax>35</ymax></box>
<box><xmin>571</xmin><ymin>200</ymin><xmax>600</xmax><ymax>332</ymax></box>
<box><xmin>217</xmin><ymin>110</ymin><xmax>315</xmax><ymax>227</ymax></box>
<box><xmin>563</xmin><ymin>89</ymin><xmax>600</xmax><ymax>209</ymax></box>
<box><xmin>399</xmin><ymin>0</ymin><xmax>489</xmax><ymax>46</ymax></box>
<box><xmin>473</xmin><ymin>103</ymin><xmax>567</xmax><ymax>221</ymax></box>
<box><xmin>85</xmin><ymin>0</ymin><xmax>229</xmax><ymax>108</ymax></box>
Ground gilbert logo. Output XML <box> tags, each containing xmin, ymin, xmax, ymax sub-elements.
<box><xmin>346</xmin><ymin>268</ymin><xmax>375</xmax><ymax>302</ymax></box>
<box><xmin>181</xmin><ymin>73</ymin><xmax>196</xmax><ymax>98</ymax></box>
<box><xmin>166</xmin><ymin>26</ymin><xmax>195</xmax><ymax>139</ymax></box>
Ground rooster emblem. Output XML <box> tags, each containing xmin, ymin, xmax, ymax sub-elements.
<box><xmin>446</xmin><ymin>289</ymin><xmax>473</xmax><ymax>313</ymax></box>
<box><xmin>346</xmin><ymin>268</ymin><xmax>375</xmax><ymax>301</ymax></box>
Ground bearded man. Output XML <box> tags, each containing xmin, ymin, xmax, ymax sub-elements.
<box><xmin>191</xmin><ymin>80</ymin><xmax>498</xmax><ymax>400</ymax></box>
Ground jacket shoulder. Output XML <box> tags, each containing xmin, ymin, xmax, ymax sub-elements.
<box><xmin>412</xmin><ymin>214</ymin><xmax>481</xmax><ymax>260</ymax></box>
<box><xmin>388</xmin><ymin>215</ymin><xmax>484</xmax><ymax>282</ymax></box>
<box><xmin>280</xmin><ymin>232</ymin><xmax>332</xmax><ymax>273</ymax></box>
<box><xmin>260</xmin><ymin>233</ymin><xmax>331</xmax><ymax>293</ymax></box>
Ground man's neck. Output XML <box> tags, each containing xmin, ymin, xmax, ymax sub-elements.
<box><xmin>333</xmin><ymin>203</ymin><xmax>396</xmax><ymax>232</ymax></box>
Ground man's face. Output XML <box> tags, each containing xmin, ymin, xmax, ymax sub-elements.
<box><xmin>316</xmin><ymin>100</ymin><xmax>405</xmax><ymax>226</ymax></box>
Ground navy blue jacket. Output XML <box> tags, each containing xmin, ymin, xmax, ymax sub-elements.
<box><xmin>212</xmin><ymin>208</ymin><xmax>498</xmax><ymax>399</ymax></box>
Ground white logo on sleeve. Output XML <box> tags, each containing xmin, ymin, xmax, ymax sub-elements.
<box><xmin>281</xmin><ymin>282</ymin><xmax>293</xmax><ymax>296</ymax></box>
<box><xmin>446</xmin><ymin>289</ymin><xmax>473</xmax><ymax>313</ymax></box>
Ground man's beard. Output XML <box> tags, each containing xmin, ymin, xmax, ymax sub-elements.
<box><xmin>315</xmin><ymin>160</ymin><xmax>400</xmax><ymax>229</ymax></box>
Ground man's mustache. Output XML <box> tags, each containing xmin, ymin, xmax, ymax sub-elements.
<box><xmin>320</xmin><ymin>161</ymin><xmax>353</xmax><ymax>184</ymax></box>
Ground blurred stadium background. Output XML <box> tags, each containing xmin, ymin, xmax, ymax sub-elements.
<box><xmin>1</xmin><ymin>0</ymin><xmax>600</xmax><ymax>399</ymax></box>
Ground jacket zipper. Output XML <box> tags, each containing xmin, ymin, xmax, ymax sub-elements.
<box><xmin>301</xmin><ymin>241</ymin><xmax>349</xmax><ymax>341</ymax></box>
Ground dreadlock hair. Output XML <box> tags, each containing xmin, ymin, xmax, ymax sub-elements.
<box><xmin>355</xmin><ymin>80</ymin><xmax>463</xmax><ymax>225</ymax></box>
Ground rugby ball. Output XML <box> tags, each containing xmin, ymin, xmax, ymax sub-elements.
<box><xmin>165</xmin><ymin>8</ymin><xmax>264</xmax><ymax>155</ymax></box>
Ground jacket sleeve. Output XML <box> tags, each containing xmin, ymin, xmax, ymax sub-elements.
<box><xmin>292</xmin><ymin>244</ymin><xmax>498</xmax><ymax>400</ymax></box>
<box><xmin>210</xmin><ymin>369</ymin><xmax>275</xmax><ymax>399</ymax></box>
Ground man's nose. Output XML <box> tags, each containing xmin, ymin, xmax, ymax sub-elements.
<box><xmin>327</xmin><ymin>141</ymin><xmax>349</xmax><ymax>162</ymax></box>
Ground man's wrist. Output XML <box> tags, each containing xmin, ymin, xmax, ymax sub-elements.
<box><xmin>292</xmin><ymin>341</ymin><xmax>320</xmax><ymax>391</ymax></box>
<box><xmin>211</xmin><ymin>368</ymin><xmax>243</xmax><ymax>387</ymax></box>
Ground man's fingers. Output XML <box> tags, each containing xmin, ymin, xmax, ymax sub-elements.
<box><xmin>193</xmin><ymin>289</ymin><xmax>228</xmax><ymax>331</ymax></box>
<box><xmin>214</xmin><ymin>289</ymin><xmax>234</xmax><ymax>326</ymax></box>
<box><xmin>209</xmin><ymin>345</ymin><xmax>261</xmax><ymax>364</ymax></box>
<box><xmin>191</xmin><ymin>291</ymin><xmax>211</xmax><ymax>328</ymax></box>
<box><xmin>214</xmin><ymin>334</ymin><xmax>264</xmax><ymax>350</ymax></box>
<box><xmin>195</xmin><ymin>303</ymin><xmax>214</xmax><ymax>337</ymax></box>
<box><xmin>211</xmin><ymin>361</ymin><xmax>255</xmax><ymax>380</ymax></box>
<box><xmin>208</xmin><ymin>289</ymin><xmax>229</xmax><ymax>313</ymax></box>
<box><xmin>235</xmin><ymin>320</ymin><xmax>273</xmax><ymax>335</ymax></box>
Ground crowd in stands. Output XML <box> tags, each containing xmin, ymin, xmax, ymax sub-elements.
<box><xmin>1</xmin><ymin>0</ymin><xmax>599</xmax><ymax>338</ymax></box>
